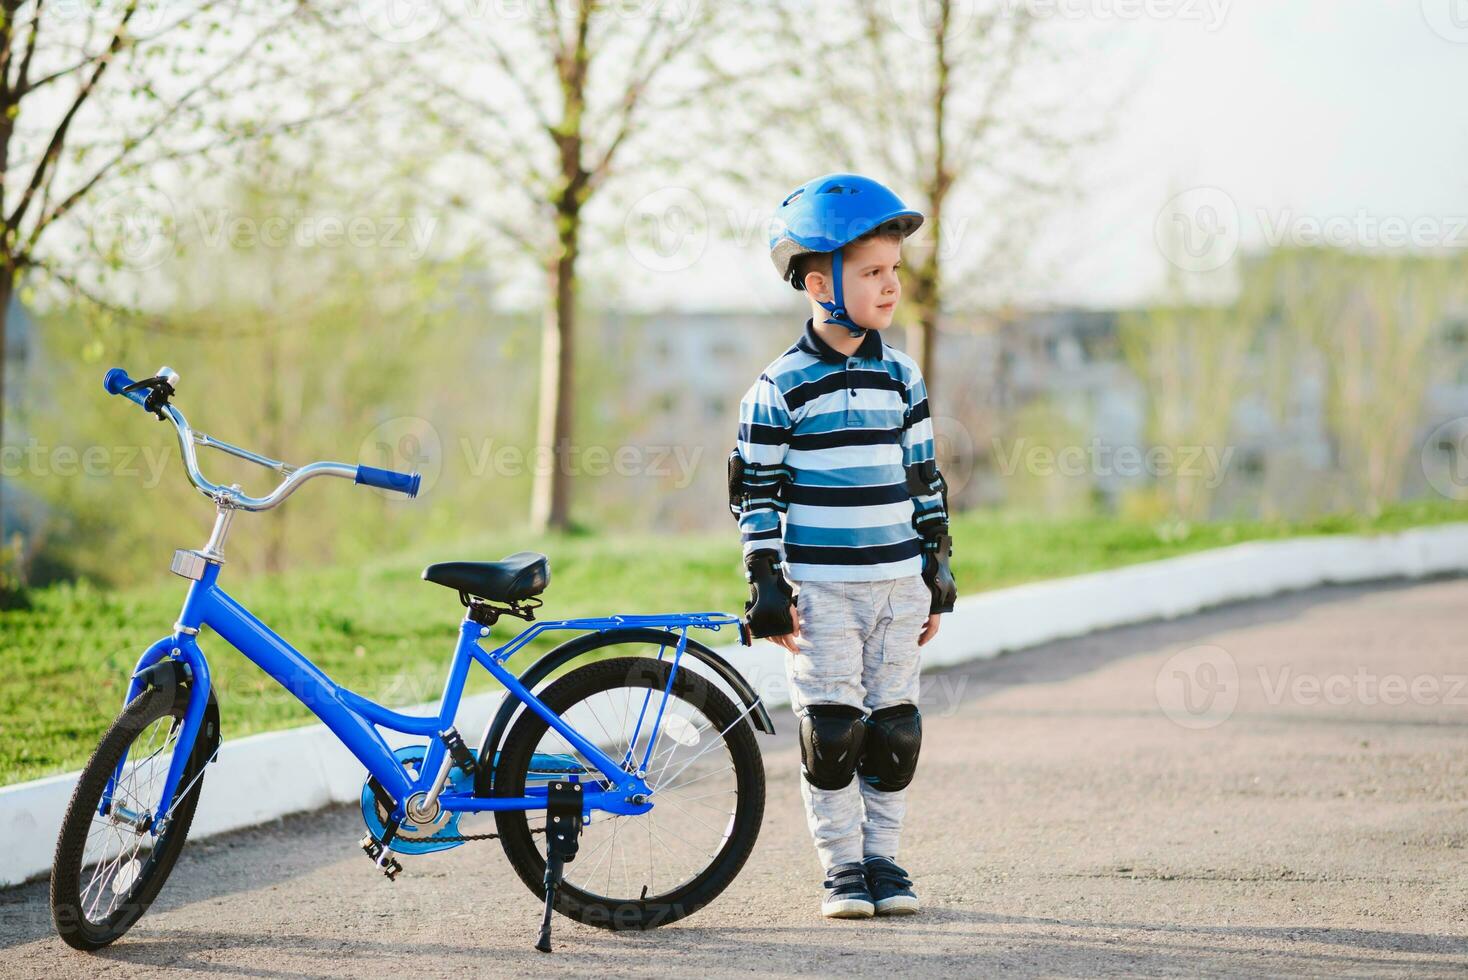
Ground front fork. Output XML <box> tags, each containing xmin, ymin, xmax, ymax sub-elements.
<box><xmin>99</xmin><ymin>632</ymin><xmax>214</xmax><ymax>828</ymax></box>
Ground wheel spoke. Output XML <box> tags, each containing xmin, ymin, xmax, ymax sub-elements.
<box><xmin>569</xmin><ymin>815</ymin><xmax>625</xmax><ymax>873</ymax></box>
<box><xmin>646</xmin><ymin>805</ymin><xmax>656</xmax><ymax>895</ymax></box>
<box><xmin>506</xmin><ymin>654</ymin><xmax>754</xmax><ymax>908</ymax></box>
<box><xmin>653</xmin><ymin>793</ymin><xmax>733</xmax><ymax>843</ymax></box>
<box><xmin>647</xmin><ymin>810</ymin><xmax>718</xmax><ymax>860</ymax></box>
<box><xmin>653</xmin><ymin>762</ymin><xmax>735</xmax><ymax>796</ymax></box>
<box><xmin>651</xmin><ymin>700</ymin><xmax>757</xmax><ymax>796</ymax></box>
<box><xmin>69</xmin><ymin>707</ymin><xmax>194</xmax><ymax>929</ymax></box>
<box><xmin>659</xmin><ymin>786</ymin><xmax>737</xmax><ymax>806</ymax></box>
<box><xmin>603</xmin><ymin>818</ymin><xmax>623</xmax><ymax>896</ymax></box>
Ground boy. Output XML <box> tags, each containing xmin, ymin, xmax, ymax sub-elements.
<box><xmin>727</xmin><ymin>173</ymin><xmax>957</xmax><ymax>919</ymax></box>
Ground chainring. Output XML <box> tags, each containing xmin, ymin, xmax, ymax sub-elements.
<box><xmin>359</xmin><ymin>745</ymin><xmax>591</xmax><ymax>855</ymax></box>
<box><xmin>359</xmin><ymin>745</ymin><xmax>469</xmax><ymax>855</ymax></box>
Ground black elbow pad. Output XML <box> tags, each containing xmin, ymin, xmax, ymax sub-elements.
<box><xmin>904</xmin><ymin>459</ymin><xmax>947</xmax><ymax>499</ymax></box>
<box><xmin>728</xmin><ymin>448</ymin><xmax>791</xmax><ymax>520</ymax></box>
<box><xmin>727</xmin><ymin>449</ymin><xmax>745</xmax><ymax>519</ymax></box>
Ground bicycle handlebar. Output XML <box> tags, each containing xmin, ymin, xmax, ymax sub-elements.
<box><xmin>104</xmin><ymin>366</ymin><xmax>422</xmax><ymax>510</ymax></box>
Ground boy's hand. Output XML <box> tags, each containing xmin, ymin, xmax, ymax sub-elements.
<box><xmin>770</xmin><ymin>603</ymin><xmax>801</xmax><ymax>654</ymax></box>
<box><xmin>918</xmin><ymin>612</ymin><xmax>941</xmax><ymax>647</ymax></box>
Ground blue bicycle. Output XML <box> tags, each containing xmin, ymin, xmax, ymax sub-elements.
<box><xmin>50</xmin><ymin>366</ymin><xmax>772</xmax><ymax>953</ymax></box>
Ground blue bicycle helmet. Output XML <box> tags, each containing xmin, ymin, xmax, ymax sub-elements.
<box><xmin>769</xmin><ymin>173</ymin><xmax>924</xmax><ymax>337</ymax></box>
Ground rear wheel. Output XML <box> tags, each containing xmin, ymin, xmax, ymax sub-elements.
<box><xmin>494</xmin><ymin>654</ymin><xmax>765</xmax><ymax>930</ymax></box>
<box><xmin>50</xmin><ymin>682</ymin><xmax>209</xmax><ymax>950</ymax></box>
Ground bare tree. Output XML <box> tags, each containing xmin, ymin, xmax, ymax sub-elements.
<box><xmin>1115</xmin><ymin>205</ymin><xmax>1270</xmax><ymax>521</ymax></box>
<box><xmin>1119</xmin><ymin>275</ymin><xmax>1268</xmax><ymax>521</ymax></box>
<box><xmin>372</xmin><ymin>0</ymin><xmax>752</xmax><ymax>533</ymax></box>
<box><xmin>763</xmin><ymin>0</ymin><xmax>1105</xmax><ymax>399</ymax></box>
<box><xmin>0</xmin><ymin>0</ymin><xmax>354</xmax><ymax>579</ymax></box>
<box><xmin>1277</xmin><ymin>248</ymin><xmax>1466</xmax><ymax>513</ymax></box>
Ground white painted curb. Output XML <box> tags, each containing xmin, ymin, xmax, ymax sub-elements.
<box><xmin>4</xmin><ymin>523</ymin><xmax>1466</xmax><ymax>887</ymax></box>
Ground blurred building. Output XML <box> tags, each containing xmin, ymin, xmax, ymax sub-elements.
<box><xmin>595</xmin><ymin>276</ymin><xmax>1468</xmax><ymax>527</ymax></box>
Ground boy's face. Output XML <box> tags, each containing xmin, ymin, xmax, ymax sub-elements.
<box><xmin>807</xmin><ymin>234</ymin><xmax>903</xmax><ymax>330</ymax></box>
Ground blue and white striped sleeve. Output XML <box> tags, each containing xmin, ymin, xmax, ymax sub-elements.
<box><xmin>901</xmin><ymin>368</ymin><xmax>948</xmax><ymax>535</ymax></box>
<box><xmin>735</xmin><ymin>372</ymin><xmax>793</xmax><ymax>561</ymax></box>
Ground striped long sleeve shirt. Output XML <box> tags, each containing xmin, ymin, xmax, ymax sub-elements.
<box><xmin>735</xmin><ymin>318</ymin><xmax>947</xmax><ymax>582</ymax></box>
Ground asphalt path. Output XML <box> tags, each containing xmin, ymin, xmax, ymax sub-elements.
<box><xmin>2</xmin><ymin>577</ymin><xmax>1465</xmax><ymax>977</ymax></box>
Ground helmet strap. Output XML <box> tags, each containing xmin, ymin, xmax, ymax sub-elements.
<box><xmin>816</xmin><ymin>249</ymin><xmax>866</xmax><ymax>338</ymax></box>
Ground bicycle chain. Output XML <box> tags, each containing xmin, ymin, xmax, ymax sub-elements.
<box><xmin>431</xmin><ymin>825</ymin><xmax>548</xmax><ymax>844</ymax></box>
<box><xmin>369</xmin><ymin>754</ymin><xmax>557</xmax><ymax>845</ymax></box>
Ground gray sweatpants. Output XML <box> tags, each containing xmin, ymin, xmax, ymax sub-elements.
<box><xmin>785</xmin><ymin>573</ymin><xmax>930</xmax><ymax>873</ymax></box>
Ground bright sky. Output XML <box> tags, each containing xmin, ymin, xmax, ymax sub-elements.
<box><xmin>92</xmin><ymin>1</ymin><xmax>1468</xmax><ymax>320</ymax></box>
<box><xmin>616</xmin><ymin>0</ymin><xmax>1468</xmax><ymax>315</ymax></box>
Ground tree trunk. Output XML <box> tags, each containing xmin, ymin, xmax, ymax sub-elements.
<box><xmin>530</xmin><ymin>224</ymin><xmax>578</xmax><ymax>533</ymax></box>
<box><xmin>262</xmin><ymin>336</ymin><xmax>286</xmax><ymax>573</ymax></box>
<box><xmin>0</xmin><ymin>276</ymin><xmax>10</xmax><ymax>573</ymax></box>
<box><xmin>529</xmin><ymin>4</ymin><xmax>591</xmax><ymax>535</ymax></box>
<box><xmin>909</xmin><ymin>0</ymin><xmax>950</xmax><ymax>405</ymax></box>
<box><xmin>906</xmin><ymin>264</ymin><xmax>939</xmax><ymax>396</ymax></box>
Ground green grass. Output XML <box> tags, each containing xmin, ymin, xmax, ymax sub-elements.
<box><xmin>3</xmin><ymin>499</ymin><xmax>1464</xmax><ymax>785</ymax></box>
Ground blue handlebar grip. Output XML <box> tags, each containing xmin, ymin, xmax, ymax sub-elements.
<box><xmin>104</xmin><ymin>367</ymin><xmax>151</xmax><ymax>410</ymax></box>
<box><xmin>104</xmin><ymin>368</ymin><xmax>135</xmax><ymax>395</ymax></box>
<box><xmin>355</xmin><ymin>464</ymin><xmax>421</xmax><ymax>498</ymax></box>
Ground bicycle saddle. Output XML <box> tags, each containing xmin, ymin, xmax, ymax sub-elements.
<box><xmin>421</xmin><ymin>552</ymin><xmax>550</xmax><ymax>603</ymax></box>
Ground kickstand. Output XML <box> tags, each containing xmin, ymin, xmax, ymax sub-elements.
<box><xmin>535</xmin><ymin>780</ymin><xmax>584</xmax><ymax>953</ymax></box>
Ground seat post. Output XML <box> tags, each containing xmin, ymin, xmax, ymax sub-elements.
<box><xmin>462</xmin><ymin>592</ymin><xmax>541</xmax><ymax>628</ymax></box>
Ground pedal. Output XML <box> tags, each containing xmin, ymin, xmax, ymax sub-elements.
<box><xmin>361</xmin><ymin>835</ymin><xmax>405</xmax><ymax>881</ymax></box>
<box><xmin>440</xmin><ymin>727</ymin><xmax>477</xmax><ymax>778</ymax></box>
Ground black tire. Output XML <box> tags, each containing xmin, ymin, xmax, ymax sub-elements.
<box><xmin>494</xmin><ymin>655</ymin><xmax>765</xmax><ymax>931</ymax></box>
<box><xmin>50</xmin><ymin>682</ymin><xmax>208</xmax><ymax>950</ymax></box>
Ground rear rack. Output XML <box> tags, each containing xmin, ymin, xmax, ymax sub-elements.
<box><xmin>472</xmin><ymin>611</ymin><xmax>743</xmax><ymax>664</ymax></box>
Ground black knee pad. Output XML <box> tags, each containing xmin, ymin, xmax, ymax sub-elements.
<box><xmin>858</xmin><ymin>703</ymin><xmax>922</xmax><ymax>791</ymax></box>
<box><xmin>799</xmin><ymin>704</ymin><xmax>867</xmax><ymax>790</ymax></box>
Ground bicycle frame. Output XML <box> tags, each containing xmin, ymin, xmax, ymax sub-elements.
<box><xmin>109</xmin><ymin>557</ymin><xmax>742</xmax><ymax>828</ymax></box>
<box><xmin>96</xmin><ymin>364</ymin><xmax>747</xmax><ymax>837</ymax></box>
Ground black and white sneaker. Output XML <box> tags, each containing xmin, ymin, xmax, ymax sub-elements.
<box><xmin>863</xmin><ymin>856</ymin><xmax>919</xmax><ymax>915</ymax></box>
<box><xmin>821</xmin><ymin>861</ymin><xmax>876</xmax><ymax>918</ymax></box>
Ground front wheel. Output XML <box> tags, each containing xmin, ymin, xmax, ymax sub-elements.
<box><xmin>50</xmin><ymin>681</ymin><xmax>210</xmax><ymax>950</ymax></box>
<box><xmin>494</xmin><ymin>655</ymin><xmax>766</xmax><ymax>931</ymax></box>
